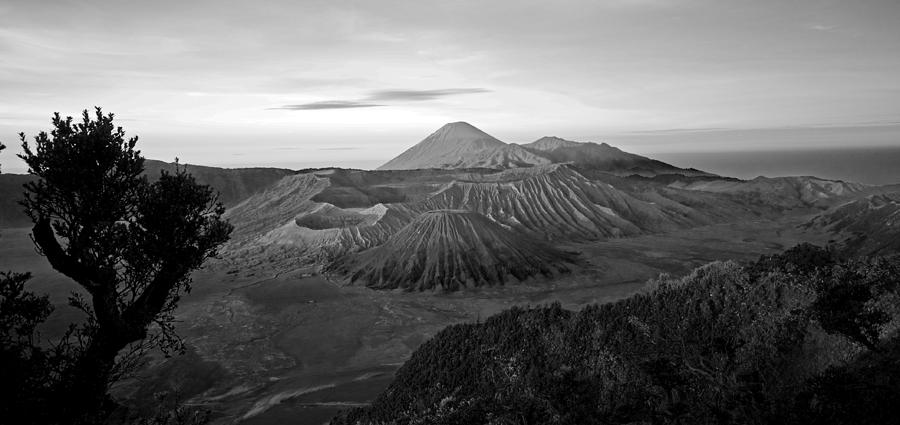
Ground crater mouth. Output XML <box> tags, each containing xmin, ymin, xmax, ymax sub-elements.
<box><xmin>293</xmin><ymin>204</ymin><xmax>386</xmax><ymax>230</ymax></box>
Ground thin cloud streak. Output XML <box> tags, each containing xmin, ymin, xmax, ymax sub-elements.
<box><xmin>271</xmin><ymin>101</ymin><xmax>382</xmax><ymax>110</ymax></box>
<box><xmin>271</xmin><ymin>87</ymin><xmax>491</xmax><ymax>111</ymax></box>
<box><xmin>367</xmin><ymin>88</ymin><xmax>490</xmax><ymax>101</ymax></box>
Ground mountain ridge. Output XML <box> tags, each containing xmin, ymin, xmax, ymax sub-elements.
<box><xmin>378</xmin><ymin>122</ymin><xmax>709</xmax><ymax>177</ymax></box>
<box><xmin>522</xmin><ymin>136</ymin><xmax>583</xmax><ymax>151</ymax></box>
<box><xmin>0</xmin><ymin>159</ymin><xmax>293</xmax><ymax>228</ymax></box>
<box><xmin>522</xmin><ymin>136</ymin><xmax>711</xmax><ymax>177</ymax></box>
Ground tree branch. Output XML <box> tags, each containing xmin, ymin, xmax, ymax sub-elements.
<box><xmin>32</xmin><ymin>218</ymin><xmax>101</xmax><ymax>292</ymax></box>
<box><xmin>122</xmin><ymin>261</ymin><xmax>184</xmax><ymax>334</ymax></box>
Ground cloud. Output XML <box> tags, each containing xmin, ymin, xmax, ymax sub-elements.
<box><xmin>271</xmin><ymin>101</ymin><xmax>382</xmax><ymax>110</ymax></box>
<box><xmin>367</xmin><ymin>88</ymin><xmax>490</xmax><ymax>101</ymax></box>
<box><xmin>271</xmin><ymin>88</ymin><xmax>491</xmax><ymax>111</ymax></box>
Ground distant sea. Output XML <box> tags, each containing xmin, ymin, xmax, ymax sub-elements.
<box><xmin>653</xmin><ymin>146</ymin><xmax>900</xmax><ymax>186</ymax></box>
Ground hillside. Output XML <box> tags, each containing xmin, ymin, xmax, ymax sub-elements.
<box><xmin>333</xmin><ymin>248</ymin><xmax>900</xmax><ymax>424</ymax></box>
<box><xmin>415</xmin><ymin>164</ymin><xmax>697</xmax><ymax>239</ymax></box>
<box><xmin>378</xmin><ymin>122</ymin><xmax>551</xmax><ymax>170</ymax></box>
<box><xmin>142</xmin><ymin>160</ymin><xmax>295</xmax><ymax>207</ymax></box>
<box><xmin>523</xmin><ymin>136</ymin><xmax>583</xmax><ymax>151</ymax></box>
<box><xmin>222</xmin><ymin>170</ymin><xmax>422</xmax><ymax>262</ymax></box>
<box><xmin>523</xmin><ymin>137</ymin><xmax>710</xmax><ymax>177</ymax></box>
<box><xmin>223</xmin><ymin>163</ymin><xmax>866</xmax><ymax>277</ymax></box>
<box><xmin>0</xmin><ymin>173</ymin><xmax>34</xmax><ymax>228</ymax></box>
<box><xmin>668</xmin><ymin>175</ymin><xmax>868</xmax><ymax>209</ymax></box>
<box><xmin>805</xmin><ymin>193</ymin><xmax>900</xmax><ymax>255</ymax></box>
<box><xmin>330</xmin><ymin>209</ymin><xmax>576</xmax><ymax>291</ymax></box>
<box><xmin>0</xmin><ymin>160</ymin><xmax>293</xmax><ymax>228</ymax></box>
<box><xmin>223</xmin><ymin>164</ymin><xmax>756</xmax><ymax>267</ymax></box>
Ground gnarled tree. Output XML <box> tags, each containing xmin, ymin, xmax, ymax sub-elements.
<box><xmin>17</xmin><ymin>108</ymin><xmax>232</xmax><ymax>424</ymax></box>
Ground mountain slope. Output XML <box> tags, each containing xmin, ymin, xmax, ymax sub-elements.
<box><xmin>331</xmin><ymin>209</ymin><xmax>575</xmax><ymax>291</ymax></box>
<box><xmin>805</xmin><ymin>193</ymin><xmax>900</xmax><ymax>255</ymax></box>
<box><xmin>143</xmin><ymin>160</ymin><xmax>295</xmax><ymax>207</ymax></box>
<box><xmin>378</xmin><ymin>124</ymin><xmax>709</xmax><ymax>175</ymax></box>
<box><xmin>414</xmin><ymin>164</ymin><xmax>713</xmax><ymax>240</ymax></box>
<box><xmin>669</xmin><ymin>176</ymin><xmax>868</xmax><ymax>209</ymax></box>
<box><xmin>221</xmin><ymin>169</ymin><xmax>440</xmax><ymax>268</ymax></box>
<box><xmin>524</xmin><ymin>136</ymin><xmax>583</xmax><ymax>151</ymax></box>
<box><xmin>522</xmin><ymin>137</ymin><xmax>709</xmax><ymax>177</ymax></box>
<box><xmin>0</xmin><ymin>173</ymin><xmax>34</xmax><ymax>228</ymax></box>
<box><xmin>0</xmin><ymin>159</ymin><xmax>292</xmax><ymax>228</ymax></box>
<box><xmin>333</xmin><ymin>255</ymin><xmax>900</xmax><ymax>424</ymax></box>
<box><xmin>377</xmin><ymin>122</ymin><xmax>551</xmax><ymax>170</ymax></box>
<box><xmin>223</xmin><ymin>165</ymin><xmax>761</xmax><ymax>266</ymax></box>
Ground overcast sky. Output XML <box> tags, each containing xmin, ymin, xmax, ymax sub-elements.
<box><xmin>1</xmin><ymin>0</ymin><xmax>899</xmax><ymax>172</ymax></box>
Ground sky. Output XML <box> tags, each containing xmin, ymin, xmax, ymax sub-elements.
<box><xmin>1</xmin><ymin>0</ymin><xmax>899</xmax><ymax>174</ymax></box>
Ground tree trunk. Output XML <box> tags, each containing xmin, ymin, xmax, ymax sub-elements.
<box><xmin>56</xmin><ymin>337</ymin><xmax>122</xmax><ymax>425</ymax></box>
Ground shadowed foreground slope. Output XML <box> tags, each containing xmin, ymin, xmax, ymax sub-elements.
<box><xmin>333</xmin><ymin>248</ymin><xmax>900</xmax><ymax>424</ymax></box>
<box><xmin>331</xmin><ymin>209</ymin><xmax>576</xmax><ymax>291</ymax></box>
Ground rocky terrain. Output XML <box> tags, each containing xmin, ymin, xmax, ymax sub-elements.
<box><xmin>330</xmin><ymin>209</ymin><xmax>576</xmax><ymax>291</ymax></box>
<box><xmin>220</xmin><ymin>163</ymin><xmax>727</xmax><ymax>275</ymax></box>
<box><xmin>4</xmin><ymin>122</ymin><xmax>877</xmax><ymax>291</ymax></box>
<box><xmin>4</xmin><ymin>122</ymin><xmax>898</xmax><ymax>424</ymax></box>
<box><xmin>221</xmin><ymin>153</ymin><xmax>866</xmax><ymax>288</ymax></box>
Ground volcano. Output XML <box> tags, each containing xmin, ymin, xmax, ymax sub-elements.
<box><xmin>333</xmin><ymin>209</ymin><xmax>576</xmax><ymax>291</ymax></box>
<box><xmin>377</xmin><ymin>122</ymin><xmax>708</xmax><ymax>176</ymax></box>
<box><xmin>377</xmin><ymin>122</ymin><xmax>551</xmax><ymax>170</ymax></box>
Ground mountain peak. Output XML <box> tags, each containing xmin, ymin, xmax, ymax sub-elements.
<box><xmin>377</xmin><ymin>122</ymin><xmax>551</xmax><ymax>170</ymax></box>
<box><xmin>430</xmin><ymin>121</ymin><xmax>497</xmax><ymax>144</ymax></box>
<box><xmin>377</xmin><ymin>124</ymin><xmax>702</xmax><ymax>175</ymax></box>
<box><xmin>524</xmin><ymin>136</ymin><xmax>583</xmax><ymax>152</ymax></box>
<box><xmin>442</xmin><ymin>121</ymin><xmax>477</xmax><ymax>129</ymax></box>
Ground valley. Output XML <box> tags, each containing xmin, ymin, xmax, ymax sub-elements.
<box><xmin>0</xmin><ymin>213</ymin><xmax>833</xmax><ymax>424</ymax></box>
<box><xmin>0</xmin><ymin>122</ymin><xmax>892</xmax><ymax>425</ymax></box>
<box><xmin>6</xmin><ymin>2</ymin><xmax>899</xmax><ymax>423</ymax></box>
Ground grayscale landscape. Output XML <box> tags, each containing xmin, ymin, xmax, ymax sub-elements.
<box><xmin>1</xmin><ymin>1</ymin><xmax>899</xmax><ymax>425</ymax></box>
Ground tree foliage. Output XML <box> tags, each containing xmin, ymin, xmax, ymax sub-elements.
<box><xmin>1</xmin><ymin>136</ymin><xmax>57</xmax><ymax>422</ymax></box>
<box><xmin>806</xmin><ymin>256</ymin><xmax>900</xmax><ymax>351</ymax></box>
<box><xmin>334</xmin><ymin>246</ymin><xmax>900</xmax><ymax>425</ymax></box>
<box><xmin>3</xmin><ymin>108</ymin><xmax>232</xmax><ymax>424</ymax></box>
<box><xmin>0</xmin><ymin>271</ymin><xmax>54</xmax><ymax>420</ymax></box>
